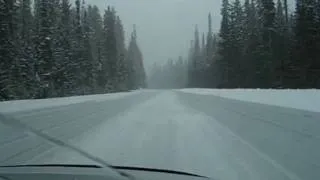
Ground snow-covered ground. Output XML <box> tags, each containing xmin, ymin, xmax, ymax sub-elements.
<box><xmin>39</xmin><ymin>91</ymin><xmax>312</xmax><ymax>180</ymax></box>
<box><xmin>180</xmin><ymin>88</ymin><xmax>320</xmax><ymax>112</ymax></box>
<box><xmin>0</xmin><ymin>90</ymin><xmax>144</xmax><ymax>113</ymax></box>
<box><xmin>0</xmin><ymin>89</ymin><xmax>319</xmax><ymax>180</ymax></box>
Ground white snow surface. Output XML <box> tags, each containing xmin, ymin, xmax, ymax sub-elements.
<box><xmin>30</xmin><ymin>92</ymin><xmax>292</xmax><ymax>180</ymax></box>
<box><xmin>0</xmin><ymin>91</ymin><xmax>141</xmax><ymax>113</ymax></box>
<box><xmin>26</xmin><ymin>91</ymin><xmax>310</xmax><ymax>180</ymax></box>
<box><xmin>1</xmin><ymin>90</ymin><xmax>319</xmax><ymax>180</ymax></box>
<box><xmin>180</xmin><ymin>88</ymin><xmax>320</xmax><ymax>112</ymax></box>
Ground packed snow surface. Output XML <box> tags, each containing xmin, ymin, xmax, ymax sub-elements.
<box><xmin>1</xmin><ymin>89</ymin><xmax>319</xmax><ymax>180</ymax></box>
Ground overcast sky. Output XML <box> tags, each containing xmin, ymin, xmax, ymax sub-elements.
<box><xmin>85</xmin><ymin>0</ymin><xmax>295</xmax><ymax>72</ymax></box>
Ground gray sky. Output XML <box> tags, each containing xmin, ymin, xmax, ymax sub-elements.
<box><xmin>85</xmin><ymin>0</ymin><xmax>295</xmax><ymax>72</ymax></box>
<box><xmin>85</xmin><ymin>0</ymin><xmax>221</xmax><ymax>71</ymax></box>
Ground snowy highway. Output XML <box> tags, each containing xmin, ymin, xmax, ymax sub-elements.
<box><xmin>0</xmin><ymin>90</ymin><xmax>319</xmax><ymax>180</ymax></box>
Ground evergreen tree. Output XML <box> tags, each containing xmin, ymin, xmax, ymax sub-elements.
<box><xmin>183</xmin><ymin>0</ymin><xmax>320</xmax><ymax>89</ymax></box>
<box><xmin>205</xmin><ymin>13</ymin><xmax>215</xmax><ymax>87</ymax></box>
<box><xmin>0</xmin><ymin>0</ymin><xmax>18</xmax><ymax>99</ymax></box>
<box><xmin>34</xmin><ymin>0</ymin><xmax>56</xmax><ymax>98</ymax></box>
<box><xmin>217</xmin><ymin>0</ymin><xmax>231</xmax><ymax>87</ymax></box>
<box><xmin>82</xmin><ymin>7</ymin><xmax>94</xmax><ymax>93</ymax></box>
<box><xmin>192</xmin><ymin>26</ymin><xmax>202</xmax><ymax>86</ymax></box>
<box><xmin>207</xmin><ymin>13</ymin><xmax>213</xmax><ymax>57</ymax></box>
<box><xmin>293</xmin><ymin>0</ymin><xmax>319</xmax><ymax>88</ymax></box>
<box><xmin>102</xmin><ymin>7</ymin><xmax>118</xmax><ymax>91</ymax></box>
<box><xmin>53</xmin><ymin>0</ymin><xmax>74</xmax><ymax>96</ymax></box>
<box><xmin>87</xmin><ymin>5</ymin><xmax>103</xmax><ymax>92</ymax></box>
<box><xmin>201</xmin><ymin>32</ymin><xmax>205</xmax><ymax>52</ymax></box>
<box><xmin>283</xmin><ymin>0</ymin><xmax>289</xmax><ymax>23</ymax></box>
<box><xmin>127</xmin><ymin>25</ymin><xmax>146</xmax><ymax>89</ymax></box>
<box><xmin>115</xmin><ymin>16</ymin><xmax>129</xmax><ymax>91</ymax></box>
<box><xmin>187</xmin><ymin>40</ymin><xmax>194</xmax><ymax>87</ymax></box>
<box><xmin>273</xmin><ymin>0</ymin><xmax>288</xmax><ymax>87</ymax></box>
<box><xmin>227</xmin><ymin>0</ymin><xmax>244</xmax><ymax>87</ymax></box>
<box><xmin>248</xmin><ymin>0</ymin><xmax>276</xmax><ymax>88</ymax></box>
<box><xmin>241</xmin><ymin>0</ymin><xmax>257</xmax><ymax>87</ymax></box>
<box><xmin>0</xmin><ymin>0</ymin><xmax>141</xmax><ymax>101</ymax></box>
<box><xmin>71</xmin><ymin>0</ymin><xmax>86</xmax><ymax>94</ymax></box>
<box><xmin>14</xmin><ymin>0</ymin><xmax>35</xmax><ymax>98</ymax></box>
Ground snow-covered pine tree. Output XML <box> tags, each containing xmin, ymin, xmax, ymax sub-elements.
<box><xmin>206</xmin><ymin>13</ymin><xmax>213</xmax><ymax>61</ymax></box>
<box><xmin>34</xmin><ymin>0</ymin><xmax>55</xmax><ymax>98</ymax></box>
<box><xmin>206</xmin><ymin>13</ymin><xmax>214</xmax><ymax>82</ymax></box>
<box><xmin>133</xmin><ymin>26</ymin><xmax>147</xmax><ymax>89</ymax></box>
<box><xmin>127</xmin><ymin>26</ymin><xmax>146</xmax><ymax>89</ymax></box>
<box><xmin>217</xmin><ymin>0</ymin><xmax>231</xmax><ymax>87</ymax></box>
<box><xmin>15</xmin><ymin>0</ymin><xmax>36</xmax><ymax>98</ymax></box>
<box><xmin>192</xmin><ymin>25</ymin><xmax>201</xmax><ymax>87</ymax></box>
<box><xmin>70</xmin><ymin>0</ymin><xmax>86</xmax><ymax>94</ymax></box>
<box><xmin>273</xmin><ymin>0</ymin><xmax>288</xmax><ymax>87</ymax></box>
<box><xmin>0</xmin><ymin>0</ymin><xmax>19</xmax><ymax>100</ymax></box>
<box><xmin>187</xmin><ymin>40</ymin><xmax>194</xmax><ymax>87</ymax></box>
<box><xmin>53</xmin><ymin>0</ymin><xmax>75</xmax><ymax>96</ymax></box>
<box><xmin>227</xmin><ymin>0</ymin><xmax>245</xmax><ymax>87</ymax></box>
<box><xmin>102</xmin><ymin>6</ymin><xmax>118</xmax><ymax>92</ymax></box>
<box><xmin>87</xmin><ymin>5</ymin><xmax>103</xmax><ymax>92</ymax></box>
<box><xmin>292</xmin><ymin>0</ymin><xmax>319</xmax><ymax>88</ymax></box>
<box><xmin>201</xmin><ymin>32</ymin><xmax>206</xmax><ymax>74</ymax></box>
<box><xmin>81</xmin><ymin>5</ymin><xmax>94</xmax><ymax>94</ymax></box>
<box><xmin>283</xmin><ymin>0</ymin><xmax>288</xmax><ymax>23</ymax></box>
<box><xmin>250</xmin><ymin>0</ymin><xmax>276</xmax><ymax>88</ymax></box>
<box><xmin>115</xmin><ymin>16</ymin><xmax>129</xmax><ymax>91</ymax></box>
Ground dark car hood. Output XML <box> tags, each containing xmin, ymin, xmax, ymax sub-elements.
<box><xmin>0</xmin><ymin>165</ymin><xmax>213</xmax><ymax>180</ymax></box>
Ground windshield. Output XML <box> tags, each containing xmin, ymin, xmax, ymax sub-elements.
<box><xmin>0</xmin><ymin>0</ymin><xmax>319</xmax><ymax>180</ymax></box>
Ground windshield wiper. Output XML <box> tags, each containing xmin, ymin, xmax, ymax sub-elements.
<box><xmin>111</xmin><ymin>166</ymin><xmax>208</xmax><ymax>178</ymax></box>
<box><xmin>0</xmin><ymin>164</ymin><xmax>102</xmax><ymax>168</ymax></box>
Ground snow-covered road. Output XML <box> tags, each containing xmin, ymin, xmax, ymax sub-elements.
<box><xmin>0</xmin><ymin>90</ymin><xmax>319</xmax><ymax>180</ymax></box>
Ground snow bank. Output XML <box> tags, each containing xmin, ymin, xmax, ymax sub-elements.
<box><xmin>0</xmin><ymin>91</ymin><xmax>141</xmax><ymax>113</ymax></box>
<box><xmin>180</xmin><ymin>89</ymin><xmax>320</xmax><ymax>113</ymax></box>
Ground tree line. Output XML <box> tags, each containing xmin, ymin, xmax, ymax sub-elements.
<box><xmin>0</xmin><ymin>0</ymin><xmax>146</xmax><ymax>101</ymax></box>
<box><xmin>148</xmin><ymin>56</ymin><xmax>187</xmax><ymax>89</ymax></box>
<box><xmin>188</xmin><ymin>0</ymin><xmax>320</xmax><ymax>89</ymax></box>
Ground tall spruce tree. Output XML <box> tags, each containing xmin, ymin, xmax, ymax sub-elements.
<box><xmin>14</xmin><ymin>0</ymin><xmax>35</xmax><ymax>98</ymax></box>
<box><xmin>127</xmin><ymin>25</ymin><xmax>146</xmax><ymax>89</ymax></box>
<box><xmin>217</xmin><ymin>0</ymin><xmax>231</xmax><ymax>87</ymax></box>
<box><xmin>115</xmin><ymin>16</ymin><xmax>129</xmax><ymax>91</ymax></box>
<box><xmin>87</xmin><ymin>5</ymin><xmax>103</xmax><ymax>92</ymax></box>
<box><xmin>53</xmin><ymin>0</ymin><xmax>74</xmax><ymax>96</ymax></box>
<box><xmin>34</xmin><ymin>0</ymin><xmax>55</xmax><ymax>98</ymax></box>
<box><xmin>0</xmin><ymin>0</ymin><xmax>18</xmax><ymax>99</ymax></box>
<box><xmin>102</xmin><ymin>7</ymin><xmax>118</xmax><ymax>91</ymax></box>
<box><xmin>293</xmin><ymin>0</ymin><xmax>319</xmax><ymax>87</ymax></box>
<box><xmin>82</xmin><ymin>7</ymin><xmax>94</xmax><ymax>93</ymax></box>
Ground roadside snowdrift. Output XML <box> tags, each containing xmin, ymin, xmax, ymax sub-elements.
<box><xmin>0</xmin><ymin>91</ymin><xmax>142</xmax><ymax>113</ymax></box>
<box><xmin>180</xmin><ymin>89</ymin><xmax>320</xmax><ymax>112</ymax></box>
